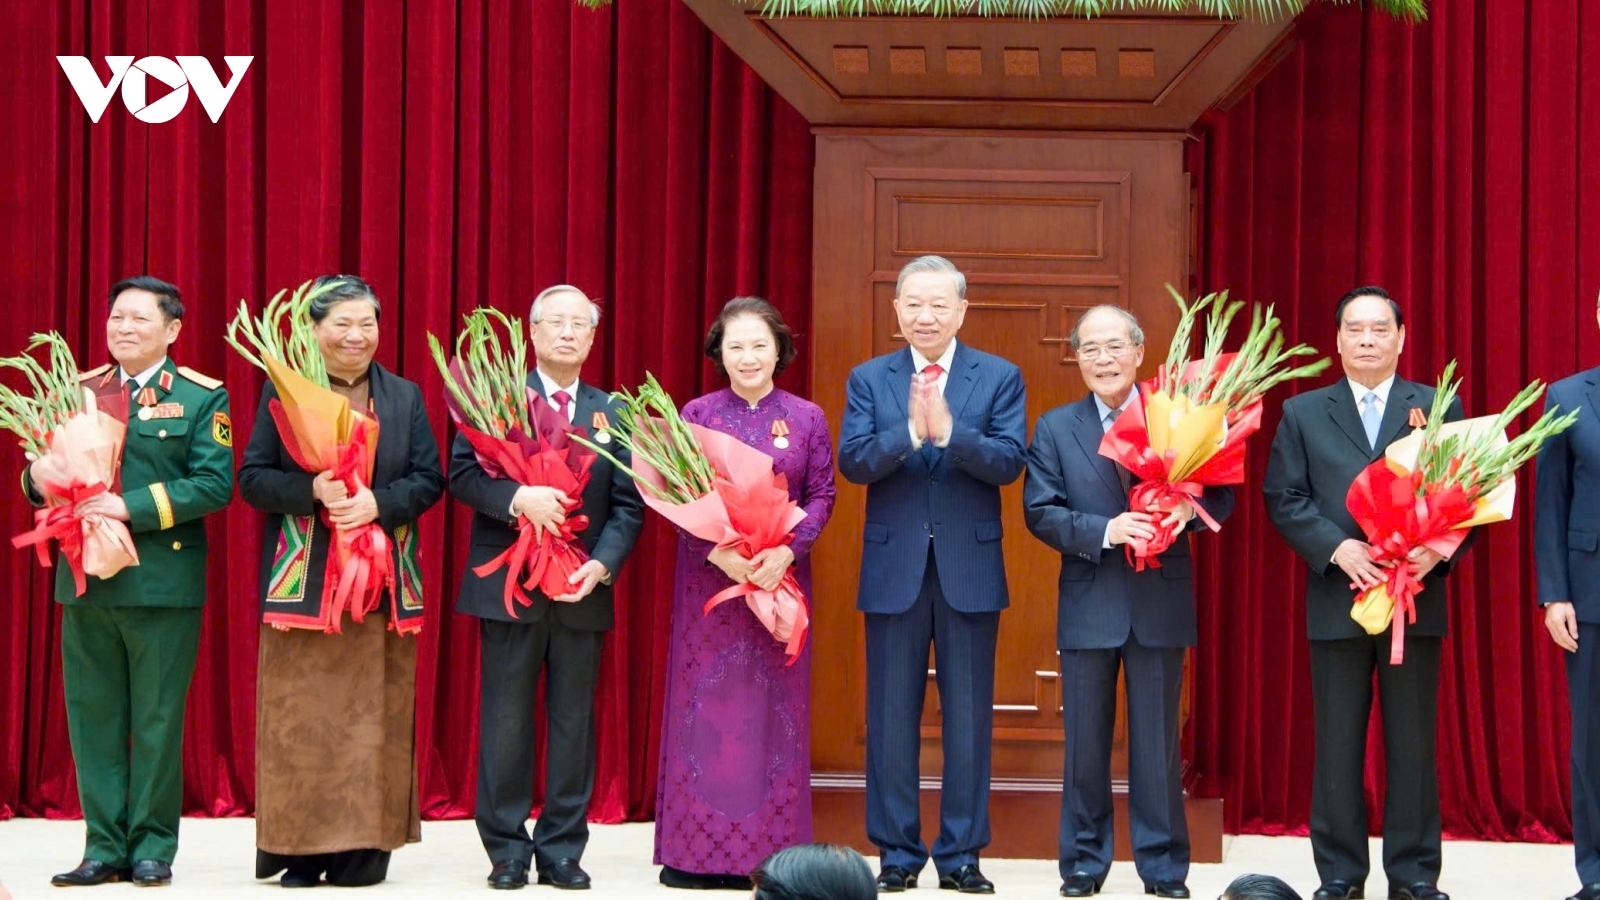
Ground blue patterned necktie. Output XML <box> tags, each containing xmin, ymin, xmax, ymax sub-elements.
<box><xmin>1362</xmin><ymin>391</ymin><xmax>1381</xmax><ymax>449</ymax></box>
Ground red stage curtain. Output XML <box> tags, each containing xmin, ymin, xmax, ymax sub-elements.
<box><xmin>6</xmin><ymin>0</ymin><xmax>1597</xmax><ymax>848</ymax></box>
<box><xmin>0</xmin><ymin>0</ymin><xmax>813</xmax><ymax>822</ymax></box>
<box><xmin>1190</xmin><ymin>2</ymin><xmax>1600</xmax><ymax>841</ymax></box>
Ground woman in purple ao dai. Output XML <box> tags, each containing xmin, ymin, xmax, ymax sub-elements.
<box><xmin>654</xmin><ymin>297</ymin><xmax>837</xmax><ymax>889</ymax></box>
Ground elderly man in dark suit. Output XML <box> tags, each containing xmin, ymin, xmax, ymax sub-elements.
<box><xmin>1534</xmin><ymin>293</ymin><xmax>1600</xmax><ymax>900</ymax></box>
<box><xmin>1023</xmin><ymin>305</ymin><xmax>1233</xmax><ymax>900</ymax></box>
<box><xmin>838</xmin><ymin>255</ymin><xmax>1027</xmax><ymax>895</ymax></box>
<box><xmin>1264</xmin><ymin>287</ymin><xmax>1466</xmax><ymax>900</ymax></box>
<box><xmin>452</xmin><ymin>285</ymin><xmax>644</xmax><ymax>892</ymax></box>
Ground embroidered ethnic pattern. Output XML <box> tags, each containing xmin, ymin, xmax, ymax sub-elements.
<box><xmin>395</xmin><ymin>523</ymin><xmax>424</xmax><ymax>612</ymax></box>
<box><xmin>267</xmin><ymin>515</ymin><xmax>314</xmax><ymax>602</ymax></box>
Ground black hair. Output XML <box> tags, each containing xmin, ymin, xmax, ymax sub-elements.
<box><xmin>308</xmin><ymin>274</ymin><xmax>381</xmax><ymax>323</ymax></box>
<box><xmin>1334</xmin><ymin>285</ymin><xmax>1403</xmax><ymax>329</ymax></box>
<box><xmin>750</xmin><ymin>844</ymin><xmax>876</xmax><ymax>900</ymax></box>
<box><xmin>704</xmin><ymin>296</ymin><xmax>797</xmax><ymax>379</ymax></box>
<box><xmin>1221</xmin><ymin>874</ymin><xmax>1304</xmax><ymax>900</ymax></box>
<box><xmin>108</xmin><ymin>275</ymin><xmax>183</xmax><ymax>322</ymax></box>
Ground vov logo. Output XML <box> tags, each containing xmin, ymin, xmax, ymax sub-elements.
<box><xmin>57</xmin><ymin>56</ymin><xmax>253</xmax><ymax>123</ymax></box>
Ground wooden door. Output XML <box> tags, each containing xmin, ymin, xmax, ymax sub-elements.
<box><xmin>809</xmin><ymin>131</ymin><xmax>1189</xmax><ymax>791</ymax></box>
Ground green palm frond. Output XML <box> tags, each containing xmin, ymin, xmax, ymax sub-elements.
<box><xmin>576</xmin><ymin>0</ymin><xmax>1424</xmax><ymax>21</ymax></box>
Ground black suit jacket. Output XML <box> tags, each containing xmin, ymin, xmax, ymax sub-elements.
<box><xmin>1024</xmin><ymin>395</ymin><xmax>1234</xmax><ymax>650</ymax></box>
<box><xmin>238</xmin><ymin>362</ymin><xmax>446</xmax><ymax>619</ymax></box>
<box><xmin>450</xmin><ymin>375</ymin><xmax>644</xmax><ymax>631</ymax></box>
<box><xmin>1263</xmin><ymin>376</ymin><xmax>1468</xmax><ymax>641</ymax></box>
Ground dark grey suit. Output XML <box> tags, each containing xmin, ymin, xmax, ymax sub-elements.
<box><xmin>451</xmin><ymin>375</ymin><xmax>644</xmax><ymax>870</ymax></box>
<box><xmin>1024</xmin><ymin>394</ymin><xmax>1233</xmax><ymax>887</ymax></box>
<box><xmin>1263</xmin><ymin>376</ymin><xmax>1467</xmax><ymax>888</ymax></box>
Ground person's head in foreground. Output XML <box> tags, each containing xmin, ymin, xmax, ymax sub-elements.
<box><xmin>1220</xmin><ymin>873</ymin><xmax>1304</xmax><ymax>900</ymax></box>
<box><xmin>749</xmin><ymin>843</ymin><xmax>876</xmax><ymax>900</ymax></box>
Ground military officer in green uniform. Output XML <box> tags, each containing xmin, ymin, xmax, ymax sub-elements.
<box><xmin>21</xmin><ymin>276</ymin><xmax>234</xmax><ymax>888</ymax></box>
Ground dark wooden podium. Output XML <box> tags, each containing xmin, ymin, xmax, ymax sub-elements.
<box><xmin>684</xmin><ymin>1</ymin><xmax>1298</xmax><ymax>862</ymax></box>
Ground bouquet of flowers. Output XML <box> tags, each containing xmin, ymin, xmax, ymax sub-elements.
<box><xmin>573</xmin><ymin>374</ymin><xmax>810</xmax><ymax>664</ymax></box>
<box><xmin>227</xmin><ymin>279</ymin><xmax>396</xmax><ymax>633</ymax></box>
<box><xmin>3</xmin><ymin>332</ymin><xmax>139</xmax><ymax>594</ymax></box>
<box><xmin>1100</xmin><ymin>285</ymin><xmax>1331</xmax><ymax>569</ymax></box>
<box><xmin>1346</xmin><ymin>360</ymin><xmax>1577</xmax><ymax>664</ymax></box>
<box><xmin>429</xmin><ymin>308</ymin><xmax>595</xmax><ymax>618</ymax></box>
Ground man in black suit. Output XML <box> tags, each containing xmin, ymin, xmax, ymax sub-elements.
<box><xmin>1024</xmin><ymin>305</ymin><xmax>1233</xmax><ymax>900</ymax></box>
<box><xmin>452</xmin><ymin>285</ymin><xmax>644</xmax><ymax>891</ymax></box>
<box><xmin>1263</xmin><ymin>287</ymin><xmax>1465</xmax><ymax>900</ymax></box>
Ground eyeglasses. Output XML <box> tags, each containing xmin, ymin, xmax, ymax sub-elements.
<box><xmin>537</xmin><ymin>316</ymin><xmax>593</xmax><ymax>335</ymax></box>
<box><xmin>1077</xmin><ymin>342</ymin><xmax>1134</xmax><ymax>362</ymax></box>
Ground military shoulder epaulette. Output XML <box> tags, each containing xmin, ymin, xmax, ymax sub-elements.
<box><xmin>175</xmin><ymin>366</ymin><xmax>224</xmax><ymax>391</ymax></box>
<box><xmin>78</xmin><ymin>364</ymin><xmax>113</xmax><ymax>381</ymax></box>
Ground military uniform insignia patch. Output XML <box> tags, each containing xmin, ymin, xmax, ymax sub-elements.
<box><xmin>213</xmin><ymin>411</ymin><xmax>232</xmax><ymax>447</ymax></box>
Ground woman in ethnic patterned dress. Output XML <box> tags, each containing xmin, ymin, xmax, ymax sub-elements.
<box><xmin>237</xmin><ymin>275</ymin><xmax>445</xmax><ymax>888</ymax></box>
<box><xmin>654</xmin><ymin>297</ymin><xmax>837</xmax><ymax>889</ymax></box>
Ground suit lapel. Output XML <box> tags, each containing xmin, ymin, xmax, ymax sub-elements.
<box><xmin>1583</xmin><ymin>370</ymin><xmax>1600</xmax><ymax>422</ymax></box>
<box><xmin>368</xmin><ymin>364</ymin><xmax>406</xmax><ymax>487</ymax></box>
<box><xmin>1326</xmin><ymin>382</ymin><xmax>1373</xmax><ymax>457</ymax></box>
<box><xmin>1072</xmin><ymin>398</ymin><xmax>1123</xmax><ymax>499</ymax></box>
<box><xmin>1374</xmin><ymin>379</ymin><xmax>1421</xmax><ymax>453</ymax></box>
<box><xmin>572</xmin><ymin>384</ymin><xmax>600</xmax><ymax>436</ymax></box>
<box><xmin>943</xmin><ymin>343</ymin><xmax>979</xmax><ymax>422</ymax></box>
<box><xmin>886</xmin><ymin>348</ymin><xmax>912</xmax><ymax>422</ymax></box>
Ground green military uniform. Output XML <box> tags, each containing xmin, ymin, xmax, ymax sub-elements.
<box><xmin>21</xmin><ymin>357</ymin><xmax>234</xmax><ymax>868</ymax></box>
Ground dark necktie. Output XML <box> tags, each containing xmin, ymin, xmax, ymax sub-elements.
<box><xmin>1106</xmin><ymin>407</ymin><xmax>1131</xmax><ymax>493</ymax></box>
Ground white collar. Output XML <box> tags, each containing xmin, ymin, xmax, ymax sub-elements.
<box><xmin>537</xmin><ymin>368</ymin><xmax>581</xmax><ymax>399</ymax></box>
<box><xmin>1092</xmin><ymin>390</ymin><xmax>1137</xmax><ymax>423</ymax></box>
<box><xmin>910</xmin><ymin>339</ymin><xmax>958</xmax><ymax>374</ymax></box>
<box><xmin>1348</xmin><ymin>374</ymin><xmax>1396</xmax><ymax>407</ymax></box>
<box><xmin>121</xmin><ymin>358</ymin><xmax>168</xmax><ymax>388</ymax></box>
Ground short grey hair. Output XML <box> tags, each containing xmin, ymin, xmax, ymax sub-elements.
<box><xmin>1069</xmin><ymin>304</ymin><xmax>1145</xmax><ymax>350</ymax></box>
<box><xmin>895</xmin><ymin>255</ymin><xmax>967</xmax><ymax>300</ymax></box>
<box><xmin>529</xmin><ymin>284</ymin><xmax>601</xmax><ymax>327</ymax></box>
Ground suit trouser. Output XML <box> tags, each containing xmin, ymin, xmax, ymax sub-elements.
<box><xmin>1309</xmin><ymin>634</ymin><xmax>1442</xmax><ymax>887</ymax></box>
<box><xmin>864</xmin><ymin>547</ymin><xmax>1001</xmax><ymax>876</ymax></box>
<box><xmin>1058</xmin><ymin>636</ymin><xmax>1188</xmax><ymax>886</ymax></box>
<box><xmin>1569</xmin><ymin>623</ymin><xmax>1600</xmax><ymax>884</ymax></box>
<box><xmin>61</xmin><ymin>604</ymin><xmax>203</xmax><ymax>867</ymax></box>
<box><xmin>476</xmin><ymin>615</ymin><xmax>603</xmax><ymax>868</ymax></box>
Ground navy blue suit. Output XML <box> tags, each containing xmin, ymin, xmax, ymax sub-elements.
<box><xmin>1535</xmin><ymin>366</ymin><xmax>1600</xmax><ymax>885</ymax></box>
<box><xmin>1024</xmin><ymin>394</ymin><xmax>1233</xmax><ymax>887</ymax></box>
<box><xmin>838</xmin><ymin>342</ymin><xmax>1026</xmax><ymax>877</ymax></box>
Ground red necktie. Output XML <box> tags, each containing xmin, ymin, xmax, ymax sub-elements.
<box><xmin>922</xmin><ymin>363</ymin><xmax>944</xmax><ymax>382</ymax></box>
<box><xmin>552</xmin><ymin>390</ymin><xmax>572</xmax><ymax>421</ymax></box>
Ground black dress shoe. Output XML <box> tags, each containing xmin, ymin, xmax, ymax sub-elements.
<box><xmin>488</xmin><ymin>860</ymin><xmax>529</xmax><ymax>890</ymax></box>
<box><xmin>660</xmin><ymin>866</ymin><xmax>726</xmax><ymax>890</ymax></box>
<box><xmin>939</xmin><ymin>865</ymin><xmax>995</xmax><ymax>894</ymax></box>
<box><xmin>1061</xmin><ymin>872</ymin><xmax>1102</xmax><ymax>897</ymax></box>
<box><xmin>1146</xmin><ymin>881</ymin><xmax>1190</xmax><ymax>899</ymax></box>
<box><xmin>279</xmin><ymin>870</ymin><xmax>320</xmax><ymax>888</ymax></box>
<box><xmin>1568</xmin><ymin>884</ymin><xmax>1600</xmax><ymax>900</ymax></box>
<box><xmin>537</xmin><ymin>858</ymin><xmax>591</xmax><ymax>890</ymax></box>
<box><xmin>877</xmin><ymin>865</ymin><xmax>919</xmax><ymax>892</ymax></box>
<box><xmin>1388</xmin><ymin>884</ymin><xmax>1447</xmax><ymax>900</ymax></box>
<box><xmin>131</xmin><ymin>860</ymin><xmax>172</xmax><ymax>887</ymax></box>
<box><xmin>51</xmin><ymin>860</ymin><xmax>131</xmax><ymax>886</ymax></box>
<box><xmin>1314</xmin><ymin>882</ymin><xmax>1365</xmax><ymax>900</ymax></box>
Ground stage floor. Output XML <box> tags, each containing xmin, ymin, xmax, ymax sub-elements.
<box><xmin>0</xmin><ymin>818</ymin><xmax>1573</xmax><ymax>898</ymax></box>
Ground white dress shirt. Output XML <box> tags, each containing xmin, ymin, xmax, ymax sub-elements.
<box><xmin>537</xmin><ymin>368</ymin><xmax>581</xmax><ymax>423</ymax></box>
<box><xmin>121</xmin><ymin>357</ymin><xmax>168</xmax><ymax>389</ymax></box>
<box><xmin>1348</xmin><ymin>374</ymin><xmax>1396</xmax><ymax>423</ymax></box>
<box><xmin>908</xmin><ymin>339</ymin><xmax>958</xmax><ymax>450</ymax></box>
